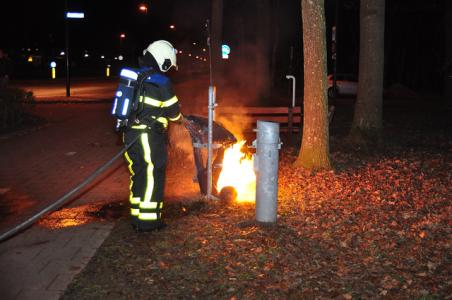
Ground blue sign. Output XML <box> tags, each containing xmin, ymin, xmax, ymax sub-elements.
<box><xmin>222</xmin><ymin>44</ymin><xmax>230</xmax><ymax>59</ymax></box>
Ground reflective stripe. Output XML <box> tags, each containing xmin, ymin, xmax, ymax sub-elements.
<box><xmin>130</xmin><ymin>197</ymin><xmax>140</xmax><ymax>205</ymax></box>
<box><xmin>124</xmin><ymin>151</ymin><xmax>135</xmax><ymax>201</ymax></box>
<box><xmin>140</xmin><ymin>96</ymin><xmax>179</xmax><ymax>108</ymax></box>
<box><xmin>152</xmin><ymin>116</ymin><xmax>168</xmax><ymax>126</ymax></box>
<box><xmin>131</xmin><ymin>119</ymin><xmax>168</xmax><ymax>128</ymax></box>
<box><xmin>163</xmin><ymin>96</ymin><xmax>179</xmax><ymax>107</ymax></box>
<box><xmin>121</xmin><ymin>98</ymin><xmax>130</xmax><ymax>116</ymax></box>
<box><xmin>140</xmin><ymin>96</ymin><xmax>161</xmax><ymax>107</ymax></box>
<box><xmin>141</xmin><ymin>133</ymin><xmax>154</xmax><ymax>204</ymax></box>
<box><xmin>120</xmin><ymin>68</ymin><xmax>138</xmax><ymax>80</ymax></box>
<box><xmin>169</xmin><ymin>113</ymin><xmax>182</xmax><ymax>121</ymax></box>
<box><xmin>131</xmin><ymin>124</ymin><xmax>147</xmax><ymax>129</ymax></box>
<box><xmin>138</xmin><ymin>212</ymin><xmax>158</xmax><ymax>220</ymax></box>
<box><xmin>130</xmin><ymin>208</ymin><xmax>139</xmax><ymax>216</ymax></box>
<box><xmin>140</xmin><ymin>201</ymin><xmax>159</xmax><ymax>209</ymax></box>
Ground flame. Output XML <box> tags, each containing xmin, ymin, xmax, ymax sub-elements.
<box><xmin>217</xmin><ymin>140</ymin><xmax>256</xmax><ymax>202</ymax></box>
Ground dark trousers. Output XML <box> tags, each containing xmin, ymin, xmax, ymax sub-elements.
<box><xmin>124</xmin><ymin>127</ymin><xmax>167</xmax><ymax>229</ymax></box>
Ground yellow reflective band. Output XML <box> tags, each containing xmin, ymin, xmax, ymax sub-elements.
<box><xmin>151</xmin><ymin>116</ymin><xmax>168</xmax><ymax>124</ymax></box>
<box><xmin>169</xmin><ymin>113</ymin><xmax>182</xmax><ymax>121</ymax></box>
<box><xmin>160</xmin><ymin>202</ymin><xmax>163</xmax><ymax>209</ymax></box>
<box><xmin>131</xmin><ymin>124</ymin><xmax>147</xmax><ymax>129</ymax></box>
<box><xmin>141</xmin><ymin>97</ymin><xmax>162</xmax><ymax>107</ymax></box>
<box><xmin>130</xmin><ymin>208</ymin><xmax>139</xmax><ymax>216</ymax></box>
<box><xmin>157</xmin><ymin>117</ymin><xmax>168</xmax><ymax>126</ymax></box>
<box><xmin>138</xmin><ymin>212</ymin><xmax>158</xmax><ymax>220</ymax></box>
<box><xmin>141</xmin><ymin>96</ymin><xmax>179</xmax><ymax>108</ymax></box>
<box><xmin>164</xmin><ymin>96</ymin><xmax>179</xmax><ymax>107</ymax></box>
<box><xmin>130</xmin><ymin>197</ymin><xmax>140</xmax><ymax>205</ymax></box>
<box><xmin>124</xmin><ymin>151</ymin><xmax>135</xmax><ymax>199</ymax></box>
<box><xmin>141</xmin><ymin>133</ymin><xmax>155</xmax><ymax>204</ymax></box>
<box><xmin>150</xmin><ymin>116</ymin><xmax>168</xmax><ymax>127</ymax></box>
<box><xmin>139</xmin><ymin>201</ymin><xmax>158</xmax><ymax>209</ymax></box>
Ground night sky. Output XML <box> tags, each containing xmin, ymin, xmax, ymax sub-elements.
<box><xmin>0</xmin><ymin>0</ymin><xmax>449</xmax><ymax>93</ymax></box>
<box><xmin>1</xmin><ymin>0</ymin><xmax>211</xmax><ymax>55</ymax></box>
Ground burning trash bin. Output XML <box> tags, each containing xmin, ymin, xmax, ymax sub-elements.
<box><xmin>183</xmin><ymin>115</ymin><xmax>237</xmax><ymax>197</ymax></box>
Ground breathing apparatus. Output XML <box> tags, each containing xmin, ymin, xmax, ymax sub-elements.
<box><xmin>111</xmin><ymin>67</ymin><xmax>153</xmax><ymax>131</ymax></box>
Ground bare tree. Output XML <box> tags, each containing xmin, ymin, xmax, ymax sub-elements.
<box><xmin>295</xmin><ymin>0</ymin><xmax>332</xmax><ymax>171</ymax></box>
<box><xmin>349</xmin><ymin>0</ymin><xmax>385</xmax><ymax>143</ymax></box>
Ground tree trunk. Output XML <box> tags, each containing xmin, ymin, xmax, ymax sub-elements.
<box><xmin>350</xmin><ymin>0</ymin><xmax>385</xmax><ymax>142</ymax></box>
<box><xmin>295</xmin><ymin>0</ymin><xmax>331</xmax><ymax>171</ymax></box>
<box><xmin>256</xmin><ymin>0</ymin><xmax>271</xmax><ymax>101</ymax></box>
<box><xmin>211</xmin><ymin>0</ymin><xmax>223</xmax><ymax>87</ymax></box>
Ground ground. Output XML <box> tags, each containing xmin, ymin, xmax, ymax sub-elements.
<box><xmin>59</xmin><ymin>100</ymin><xmax>451</xmax><ymax>299</ymax></box>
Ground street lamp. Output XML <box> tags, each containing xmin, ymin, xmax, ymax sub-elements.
<box><xmin>138</xmin><ymin>3</ymin><xmax>148</xmax><ymax>14</ymax></box>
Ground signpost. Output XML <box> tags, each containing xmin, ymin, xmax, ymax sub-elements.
<box><xmin>64</xmin><ymin>5</ymin><xmax>85</xmax><ymax>97</ymax></box>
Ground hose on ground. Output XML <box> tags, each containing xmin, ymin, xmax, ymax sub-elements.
<box><xmin>0</xmin><ymin>135</ymin><xmax>139</xmax><ymax>243</ymax></box>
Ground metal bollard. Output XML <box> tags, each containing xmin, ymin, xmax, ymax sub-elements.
<box><xmin>254</xmin><ymin>121</ymin><xmax>281</xmax><ymax>224</ymax></box>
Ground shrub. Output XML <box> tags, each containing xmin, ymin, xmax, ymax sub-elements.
<box><xmin>0</xmin><ymin>87</ymin><xmax>36</xmax><ymax>130</ymax></box>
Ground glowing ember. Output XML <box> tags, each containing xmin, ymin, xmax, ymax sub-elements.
<box><xmin>217</xmin><ymin>140</ymin><xmax>256</xmax><ymax>202</ymax></box>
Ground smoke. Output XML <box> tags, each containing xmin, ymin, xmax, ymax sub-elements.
<box><xmin>219</xmin><ymin>42</ymin><xmax>266</xmax><ymax>106</ymax></box>
<box><xmin>215</xmin><ymin>106</ymin><xmax>254</xmax><ymax>141</ymax></box>
<box><xmin>168</xmin><ymin>122</ymin><xmax>195</xmax><ymax>163</ymax></box>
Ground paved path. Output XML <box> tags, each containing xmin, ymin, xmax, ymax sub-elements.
<box><xmin>0</xmin><ymin>103</ymin><xmax>127</xmax><ymax>300</ymax></box>
<box><xmin>0</xmin><ymin>221</ymin><xmax>114</xmax><ymax>299</ymax></box>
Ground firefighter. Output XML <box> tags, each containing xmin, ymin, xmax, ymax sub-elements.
<box><xmin>123</xmin><ymin>40</ymin><xmax>182</xmax><ymax>232</ymax></box>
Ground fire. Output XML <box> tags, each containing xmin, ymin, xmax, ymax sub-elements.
<box><xmin>217</xmin><ymin>140</ymin><xmax>256</xmax><ymax>202</ymax></box>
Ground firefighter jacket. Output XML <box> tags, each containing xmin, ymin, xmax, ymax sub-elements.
<box><xmin>132</xmin><ymin>69</ymin><xmax>182</xmax><ymax>130</ymax></box>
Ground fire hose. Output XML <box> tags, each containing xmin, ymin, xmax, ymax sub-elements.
<box><xmin>0</xmin><ymin>115</ymin><xmax>236</xmax><ymax>243</ymax></box>
<box><xmin>0</xmin><ymin>134</ymin><xmax>140</xmax><ymax>243</ymax></box>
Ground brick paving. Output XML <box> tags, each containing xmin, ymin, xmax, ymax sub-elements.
<box><xmin>0</xmin><ymin>101</ymin><xmax>126</xmax><ymax>299</ymax></box>
<box><xmin>0</xmin><ymin>223</ymin><xmax>114</xmax><ymax>300</ymax></box>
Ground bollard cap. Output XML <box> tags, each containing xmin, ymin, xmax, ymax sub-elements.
<box><xmin>256</xmin><ymin>121</ymin><xmax>280</xmax><ymax>144</ymax></box>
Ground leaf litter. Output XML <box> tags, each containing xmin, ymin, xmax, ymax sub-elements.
<box><xmin>62</xmin><ymin>108</ymin><xmax>451</xmax><ymax>300</ymax></box>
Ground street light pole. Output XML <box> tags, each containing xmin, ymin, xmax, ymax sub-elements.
<box><xmin>65</xmin><ymin>0</ymin><xmax>71</xmax><ymax>97</ymax></box>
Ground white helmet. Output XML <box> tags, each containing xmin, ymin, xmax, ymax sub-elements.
<box><xmin>143</xmin><ymin>40</ymin><xmax>177</xmax><ymax>72</ymax></box>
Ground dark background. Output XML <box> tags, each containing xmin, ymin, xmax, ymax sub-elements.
<box><xmin>0</xmin><ymin>0</ymin><xmax>450</xmax><ymax>96</ymax></box>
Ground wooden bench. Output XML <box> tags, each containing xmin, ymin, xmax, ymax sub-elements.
<box><xmin>214</xmin><ymin>106</ymin><xmax>303</xmax><ymax>133</ymax></box>
<box><xmin>201</xmin><ymin>105</ymin><xmax>335</xmax><ymax>134</ymax></box>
